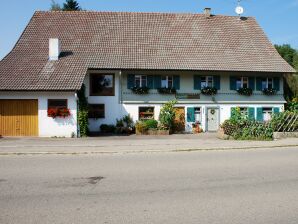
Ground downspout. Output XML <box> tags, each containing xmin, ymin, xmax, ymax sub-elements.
<box><xmin>75</xmin><ymin>92</ymin><xmax>80</xmax><ymax>138</ymax></box>
<box><xmin>119</xmin><ymin>70</ymin><xmax>123</xmax><ymax>104</ymax></box>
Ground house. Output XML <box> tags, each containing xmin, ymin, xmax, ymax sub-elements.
<box><xmin>0</xmin><ymin>10</ymin><xmax>295</xmax><ymax>137</ymax></box>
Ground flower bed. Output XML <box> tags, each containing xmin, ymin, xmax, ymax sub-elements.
<box><xmin>157</xmin><ymin>87</ymin><xmax>176</xmax><ymax>94</ymax></box>
<box><xmin>263</xmin><ymin>88</ymin><xmax>276</xmax><ymax>95</ymax></box>
<box><xmin>131</xmin><ymin>86</ymin><xmax>149</xmax><ymax>94</ymax></box>
<box><xmin>47</xmin><ymin>108</ymin><xmax>71</xmax><ymax>118</ymax></box>
<box><xmin>201</xmin><ymin>87</ymin><xmax>217</xmax><ymax>95</ymax></box>
<box><xmin>237</xmin><ymin>87</ymin><xmax>253</xmax><ymax>96</ymax></box>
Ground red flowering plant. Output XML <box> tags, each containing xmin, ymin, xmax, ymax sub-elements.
<box><xmin>47</xmin><ymin>108</ymin><xmax>71</xmax><ymax>118</ymax></box>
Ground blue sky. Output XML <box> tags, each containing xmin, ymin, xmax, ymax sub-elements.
<box><xmin>0</xmin><ymin>0</ymin><xmax>297</xmax><ymax>60</ymax></box>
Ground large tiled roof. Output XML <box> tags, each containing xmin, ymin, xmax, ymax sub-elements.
<box><xmin>0</xmin><ymin>11</ymin><xmax>295</xmax><ymax>91</ymax></box>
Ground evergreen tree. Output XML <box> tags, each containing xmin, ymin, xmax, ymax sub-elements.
<box><xmin>63</xmin><ymin>0</ymin><xmax>81</xmax><ymax>11</ymax></box>
<box><xmin>50</xmin><ymin>0</ymin><xmax>61</xmax><ymax>11</ymax></box>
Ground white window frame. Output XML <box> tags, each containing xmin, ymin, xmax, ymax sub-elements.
<box><xmin>194</xmin><ymin>107</ymin><xmax>202</xmax><ymax>123</ymax></box>
<box><xmin>201</xmin><ymin>76</ymin><xmax>214</xmax><ymax>89</ymax></box>
<box><xmin>236</xmin><ymin>77</ymin><xmax>249</xmax><ymax>89</ymax></box>
<box><xmin>239</xmin><ymin>107</ymin><xmax>248</xmax><ymax>118</ymax></box>
<box><xmin>262</xmin><ymin>77</ymin><xmax>274</xmax><ymax>89</ymax></box>
<box><xmin>135</xmin><ymin>75</ymin><xmax>147</xmax><ymax>88</ymax></box>
<box><xmin>263</xmin><ymin>107</ymin><xmax>273</xmax><ymax>122</ymax></box>
<box><xmin>161</xmin><ymin>75</ymin><xmax>173</xmax><ymax>88</ymax></box>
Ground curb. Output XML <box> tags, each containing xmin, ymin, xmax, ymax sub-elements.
<box><xmin>0</xmin><ymin>144</ymin><xmax>297</xmax><ymax>156</ymax></box>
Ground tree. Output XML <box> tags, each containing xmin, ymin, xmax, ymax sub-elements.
<box><xmin>50</xmin><ymin>0</ymin><xmax>61</xmax><ymax>11</ymax></box>
<box><xmin>275</xmin><ymin>44</ymin><xmax>298</xmax><ymax>100</ymax></box>
<box><xmin>63</xmin><ymin>0</ymin><xmax>81</xmax><ymax>11</ymax></box>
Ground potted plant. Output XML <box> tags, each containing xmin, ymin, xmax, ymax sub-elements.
<box><xmin>201</xmin><ymin>87</ymin><xmax>218</xmax><ymax>95</ymax></box>
<box><xmin>192</xmin><ymin>121</ymin><xmax>203</xmax><ymax>134</ymax></box>
<box><xmin>263</xmin><ymin>88</ymin><xmax>277</xmax><ymax>95</ymax></box>
<box><xmin>157</xmin><ymin>87</ymin><xmax>177</xmax><ymax>94</ymax></box>
<box><xmin>47</xmin><ymin>108</ymin><xmax>71</xmax><ymax>119</ymax></box>
<box><xmin>131</xmin><ymin>86</ymin><xmax>149</xmax><ymax>94</ymax></box>
<box><xmin>237</xmin><ymin>87</ymin><xmax>253</xmax><ymax>96</ymax></box>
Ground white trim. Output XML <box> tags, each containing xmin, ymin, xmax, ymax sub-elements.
<box><xmin>123</xmin><ymin>101</ymin><xmax>287</xmax><ymax>104</ymax></box>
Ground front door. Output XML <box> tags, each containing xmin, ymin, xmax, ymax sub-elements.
<box><xmin>207</xmin><ymin>108</ymin><xmax>219</xmax><ymax>132</ymax></box>
<box><xmin>173</xmin><ymin>107</ymin><xmax>185</xmax><ymax>133</ymax></box>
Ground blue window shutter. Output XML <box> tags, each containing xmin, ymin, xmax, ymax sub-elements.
<box><xmin>256</xmin><ymin>77</ymin><xmax>262</xmax><ymax>91</ymax></box>
<box><xmin>256</xmin><ymin>108</ymin><xmax>263</xmax><ymax>122</ymax></box>
<box><xmin>249</xmin><ymin>77</ymin><xmax>255</xmax><ymax>90</ymax></box>
<box><xmin>213</xmin><ymin>76</ymin><xmax>220</xmax><ymax>90</ymax></box>
<box><xmin>127</xmin><ymin>74</ymin><xmax>135</xmax><ymax>89</ymax></box>
<box><xmin>230</xmin><ymin>76</ymin><xmax>236</xmax><ymax>90</ymax></box>
<box><xmin>147</xmin><ymin>75</ymin><xmax>154</xmax><ymax>89</ymax></box>
<box><xmin>231</xmin><ymin>107</ymin><xmax>236</xmax><ymax>118</ymax></box>
<box><xmin>273</xmin><ymin>77</ymin><xmax>280</xmax><ymax>91</ymax></box>
<box><xmin>194</xmin><ymin>75</ymin><xmax>201</xmax><ymax>90</ymax></box>
<box><xmin>173</xmin><ymin>75</ymin><xmax>180</xmax><ymax>90</ymax></box>
<box><xmin>273</xmin><ymin>107</ymin><xmax>280</xmax><ymax>114</ymax></box>
<box><xmin>187</xmin><ymin>107</ymin><xmax>195</xmax><ymax>122</ymax></box>
<box><xmin>154</xmin><ymin>75</ymin><xmax>161</xmax><ymax>89</ymax></box>
<box><xmin>248</xmin><ymin>107</ymin><xmax>255</xmax><ymax>120</ymax></box>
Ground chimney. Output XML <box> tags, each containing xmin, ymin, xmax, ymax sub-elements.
<box><xmin>49</xmin><ymin>38</ymin><xmax>60</xmax><ymax>61</ymax></box>
<box><xmin>204</xmin><ymin>8</ymin><xmax>211</xmax><ymax>18</ymax></box>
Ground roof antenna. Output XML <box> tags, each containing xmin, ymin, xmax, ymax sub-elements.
<box><xmin>235</xmin><ymin>0</ymin><xmax>244</xmax><ymax>18</ymax></box>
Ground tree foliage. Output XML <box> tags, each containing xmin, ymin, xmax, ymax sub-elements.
<box><xmin>275</xmin><ymin>44</ymin><xmax>298</xmax><ymax>100</ymax></box>
<box><xmin>63</xmin><ymin>0</ymin><xmax>81</xmax><ymax>11</ymax></box>
<box><xmin>50</xmin><ymin>0</ymin><xmax>61</xmax><ymax>11</ymax></box>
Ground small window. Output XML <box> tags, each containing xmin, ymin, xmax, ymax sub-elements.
<box><xmin>90</xmin><ymin>73</ymin><xmax>115</xmax><ymax>96</ymax></box>
<box><xmin>88</xmin><ymin>104</ymin><xmax>105</xmax><ymax>119</ymax></box>
<box><xmin>201</xmin><ymin>76</ymin><xmax>213</xmax><ymax>89</ymax></box>
<box><xmin>262</xmin><ymin>78</ymin><xmax>274</xmax><ymax>90</ymax></box>
<box><xmin>161</xmin><ymin>76</ymin><xmax>173</xmax><ymax>88</ymax></box>
<box><xmin>48</xmin><ymin>99</ymin><xmax>67</xmax><ymax>110</ymax></box>
<box><xmin>263</xmin><ymin>107</ymin><xmax>273</xmax><ymax>121</ymax></box>
<box><xmin>139</xmin><ymin>107</ymin><xmax>154</xmax><ymax>120</ymax></box>
<box><xmin>135</xmin><ymin>75</ymin><xmax>147</xmax><ymax>87</ymax></box>
<box><xmin>194</xmin><ymin>107</ymin><xmax>202</xmax><ymax>123</ymax></box>
<box><xmin>236</xmin><ymin>77</ymin><xmax>248</xmax><ymax>89</ymax></box>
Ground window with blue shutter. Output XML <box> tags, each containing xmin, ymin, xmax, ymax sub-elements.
<box><xmin>173</xmin><ymin>75</ymin><xmax>180</xmax><ymax>90</ymax></box>
<box><xmin>230</xmin><ymin>107</ymin><xmax>236</xmax><ymax>118</ymax></box>
<box><xmin>256</xmin><ymin>108</ymin><xmax>263</xmax><ymax>121</ymax></box>
<box><xmin>154</xmin><ymin>75</ymin><xmax>161</xmax><ymax>89</ymax></box>
<box><xmin>127</xmin><ymin>74</ymin><xmax>135</xmax><ymax>89</ymax></box>
<box><xmin>256</xmin><ymin>77</ymin><xmax>263</xmax><ymax>91</ymax></box>
<box><xmin>213</xmin><ymin>76</ymin><xmax>220</xmax><ymax>90</ymax></box>
<box><xmin>273</xmin><ymin>77</ymin><xmax>280</xmax><ymax>91</ymax></box>
<box><xmin>187</xmin><ymin>107</ymin><xmax>195</xmax><ymax>122</ymax></box>
<box><xmin>273</xmin><ymin>107</ymin><xmax>280</xmax><ymax>114</ymax></box>
<box><xmin>230</xmin><ymin>76</ymin><xmax>237</xmax><ymax>90</ymax></box>
<box><xmin>194</xmin><ymin>75</ymin><xmax>201</xmax><ymax>90</ymax></box>
<box><xmin>249</xmin><ymin>77</ymin><xmax>255</xmax><ymax>90</ymax></box>
<box><xmin>147</xmin><ymin>75</ymin><xmax>154</xmax><ymax>89</ymax></box>
<box><xmin>248</xmin><ymin>107</ymin><xmax>255</xmax><ymax>120</ymax></box>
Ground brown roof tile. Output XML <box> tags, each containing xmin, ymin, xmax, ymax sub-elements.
<box><xmin>0</xmin><ymin>11</ymin><xmax>295</xmax><ymax>91</ymax></box>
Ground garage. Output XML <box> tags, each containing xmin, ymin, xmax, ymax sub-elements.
<box><xmin>0</xmin><ymin>100</ymin><xmax>38</xmax><ymax>136</ymax></box>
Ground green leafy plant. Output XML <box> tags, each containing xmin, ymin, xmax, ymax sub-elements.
<box><xmin>131</xmin><ymin>87</ymin><xmax>149</xmax><ymax>94</ymax></box>
<box><xmin>77</xmin><ymin>84</ymin><xmax>89</xmax><ymax>137</ymax></box>
<box><xmin>263</xmin><ymin>88</ymin><xmax>277</xmax><ymax>95</ymax></box>
<box><xmin>135</xmin><ymin>121</ymin><xmax>148</xmax><ymax>134</ymax></box>
<box><xmin>237</xmin><ymin>87</ymin><xmax>253</xmax><ymax>96</ymax></box>
<box><xmin>201</xmin><ymin>87</ymin><xmax>218</xmax><ymax>95</ymax></box>
<box><xmin>157</xmin><ymin>87</ymin><xmax>177</xmax><ymax>94</ymax></box>
<box><xmin>159</xmin><ymin>100</ymin><xmax>177</xmax><ymax>131</ymax></box>
<box><xmin>144</xmin><ymin>119</ymin><xmax>158</xmax><ymax>129</ymax></box>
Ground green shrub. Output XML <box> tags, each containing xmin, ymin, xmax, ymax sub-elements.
<box><xmin>135</xmin><ymin>121</ymin><xmax>148</xmax><ymax>134</ymax></box>
<box><xmin>159</xmin><ymin>100</ymin><xmax>177</xmax><ymax>131</ymax></box>
<box><xmin>221</xmin><ymin>120</ymin><xmax>239</xmax><ymax>136</ymax></box>
<box><xmin>144</xmin><ymin>119</ymin><xmax>158</xmax><ymax>129</ymax></box>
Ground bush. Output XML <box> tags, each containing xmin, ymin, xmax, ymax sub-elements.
<box><xmin>270</xmin><ymin>111</ymin><xmax>298</xmax><ymax>132</ymax></box>
<box><xmin>135</xmin><ymin>121</ymin><xmax>148</xmax><ymax>134</ymax></box>
<box><xmin>159</xmin><ymin>100</ymin><xmax>177</xmax><ymax>131</ymax></box>
<box><xmin>221</xmin><ymin>120</ymin><xmax>239</xmax><ymax>136</ymax></box>
<box><xmin>144</xmin><ymin>119</ymin><xmax>158</xmax><ymax>129</ymax></box>
<box><xmin>100</xmin><ymin>124</ymin><xmax>116</xmax><ymax>133</ymax></box>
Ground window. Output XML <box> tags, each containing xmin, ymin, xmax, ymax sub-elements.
<box><xmin>239</xmin><ymin>107</ymin><xmax>248</xmax><ymax>117</ymax></box>
<box><xmin>135</xmin><ymin>75</ymin><xmax>147</xmax><ymax>87</ymax></box>
<box><xmin>263</xmin><ymin>107</ymin><xmax>273</xmax><ymax>122</ymax></box>
<box><xmin>262</xmin><ymin>78</ymin><xmax>274</xmax><ymax>90</ymax></box>
<box><xmin>161</xmin><ymin>76</ymin><xmax>173</xmax><ymax>88</ymax></box>
<box><xmin>139</xmin><ymin>107</ymin><xmax>154</xmax><ymax>120</ymax></box>
<box><xmin>90</xmin><ymin>73</ymin><xmax>115</xmax><ymax>96</ymax></box>
<box><xmin>236</xmin><ymin>77</ymin><xmax>248</xmax><ymax>89</ymax></box>
<box><xmin>48</xmin><ymin>99</ymin><xmax>67</xmax><ymax>110</ymax></box>
<box><xmin>194</xmin><ymin>107</ymin><xmax>202</xmax><ymax>123</ymax></box>
<box><xmin>88</xmin><ymin>104</ymin><xmax>105</xmax><ymax>119</ymax></box>
<box><xmin>201</xmin><ymin>76</ymin><xmax>213</xmax><ymax>89</ymax></box>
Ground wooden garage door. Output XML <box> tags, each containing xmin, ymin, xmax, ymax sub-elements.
<box><xmin>0</xmin><ymin>100</ymin><xmax>38</xmax><ymax>136</ymax></box>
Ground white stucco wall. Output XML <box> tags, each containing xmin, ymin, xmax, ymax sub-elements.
<box><xmin>0</xmin><ymin>92</ymin><xmax>77</xmax><ymax>137</ymax></box>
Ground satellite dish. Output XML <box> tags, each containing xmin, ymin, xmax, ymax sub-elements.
<box><xmin>235</xmin><ymin>6</ymin><xmax>244</xmax><ymax>15</ymax></box>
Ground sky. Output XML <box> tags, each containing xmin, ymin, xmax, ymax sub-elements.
<box><xmin>0</xmin><ymin>0</ymin><xmax>298</xmax><ymax>60</ymax></box>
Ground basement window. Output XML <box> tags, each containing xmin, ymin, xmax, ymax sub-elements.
<box><xmin>48</xmin><ymin>99</ymin><xmax>68</xmax><ymax>110</ymax></box>
<box><xmin>139</xmin><ymin>107</ymin><xmax>154</xmax><ymax>120</ymax></box>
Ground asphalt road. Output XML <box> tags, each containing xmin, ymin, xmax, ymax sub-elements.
<box><xmin>1</xmin><ymin>146</ymin><xmax>298</xmax><ymax>224</ymax></box>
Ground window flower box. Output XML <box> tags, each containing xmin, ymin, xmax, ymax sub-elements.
<box><xmin>263</xmin><ymin>88</ymin><xmax>277</xmax><ymax>95</ymax></box>
<box><xmin>201</xmin><ymin>87</ymin><xmax>218</xmax><ymax>95</ymax></box>
<box><xmin>131</xmin><ymin>86</ymin><xmax>149</xmax><ymax>94</ymax></box>
<box><xmin>237</xmin><ymin>87</ymin><xmax>253</xmax><ymax>96</ymax></box>
<box><xmin>47</xmin><ymin>108</ymin><xmax>71</xmax><ymax>118</ymax></box>
<box><xmin>157</xmin><ymin>87</ymin><xmax>176</xmax><ymax>94</ymax></box>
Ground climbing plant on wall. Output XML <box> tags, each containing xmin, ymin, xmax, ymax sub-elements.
<box><xmin>77</xmin><ymin>84</ymin><xmax>89</xmax><ymax>137</ymax></box>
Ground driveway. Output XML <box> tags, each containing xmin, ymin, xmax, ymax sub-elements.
<box><xmin>1</xmin><ymin>147</ymin><xmax>298</xmax><ymax>224</ymax></box>
<box><xmin>0</xmin><ymin>133</ymin><xmax>297</xmax><ymax>155</ymax></box>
